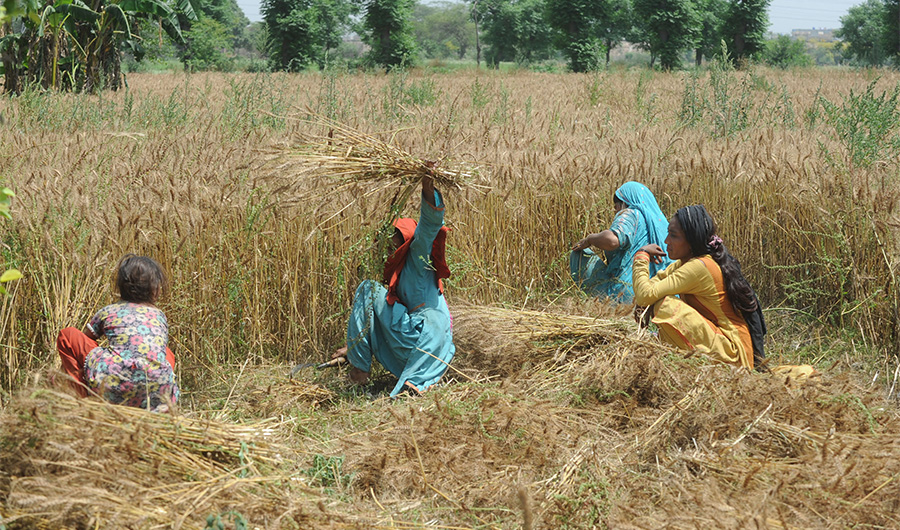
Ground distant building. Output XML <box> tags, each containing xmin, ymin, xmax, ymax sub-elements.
<box><xmin>791</xmin><ymin>28</ymin><xmax>836</xmax><ymax>41</ymax></box>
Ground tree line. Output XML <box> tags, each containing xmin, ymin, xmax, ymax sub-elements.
<box><xmin>835</xmin><ymin>0</ymin><xmax>900</xmax><ymax>66</ymax></box>
<box><xmin>0</xmin><ymin>0</ymin><xmax>894</xmax><ymax>94</ymax></box>
<box><xmin>263</xmin><ymin>0</ymin><xmax>773</xmax><ymax>72</ymax></box>
<box><xmin>0</xmin><ymin>0</ymin><xmax>773</xmax><ymax>92</ymax></box>
<box><xmin>0</xmin><ymin>0</ymin><xmax>259</xmax><ymax>93</ymax></box>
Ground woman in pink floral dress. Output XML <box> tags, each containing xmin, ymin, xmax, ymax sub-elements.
<box><xmin>57</xmin><ymin>255</ymin><xmax>178</xmax><ymax>412</ymax></box>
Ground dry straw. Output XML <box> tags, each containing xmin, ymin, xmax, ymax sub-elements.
<box><xmin>264</xmin><ymin>115</ymin><xmax>486</xmax><ymax>226</ymax></box>
<box><xmin>3</xmin><ymin>69</ymin><xmax>900</xmax><ymax>529</ymax></box>
<box><xmin>451</xmin><ymin>304</ymin><xmax>646</xmax><ymax>377</ymax></box>
<box><xmin>0</xmin><ymin>388</ymin><xmax>320</xmax><ymax>528</ymax></box>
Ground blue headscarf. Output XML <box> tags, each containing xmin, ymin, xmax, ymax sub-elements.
<box><xmin>614</xmin><ymin>182</ymin><xmax>670</xmax><ymax>275</ymax></box>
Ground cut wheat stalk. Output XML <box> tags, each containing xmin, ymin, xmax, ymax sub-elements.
<box><xmin>263</xmin><ymin>115</ymin><xmax>487</xmax><ymax>224</ymax></box>
<box><xmin>453</xmin><ymin>305</ymin><xmax>638</xmax><ymax>361</ymax></box>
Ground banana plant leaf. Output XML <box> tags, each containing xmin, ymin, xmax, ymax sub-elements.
<box><xmin>171</xmin><ymin>0</ymin><xmax>196</xmax><ymax>22</ymax></box>
<box><xmin>23</xmin><ymin>0</ymin><xmax>41</xmax><ymax>23</ymax></box>
<box><xmin>118</xmin><ymin>0</ymin><xmax>184</xmax><ymax>43</ymax></box>
<box><xmin>103</xmin><ymin>3</ymin><xmax>132</xmax><ymax>38</ymax></box>
<box><xmin>54</xmin><ymin>0</ymin><xmax>101</xmax><ymax>23</ymax></box>
<box><xmin>37</xmin><ymin>5</ymin><xmax>55</xmax><ymax>36</ymax></box>
<box><xmin>3</xmin><ymin>0</ymin><xmax>23</xmax><ymax>19</ymax></box>
<box><xmin>122</xmin><ymin>37</ymin><xmax>145</xmax><ymax>61</ymax></box>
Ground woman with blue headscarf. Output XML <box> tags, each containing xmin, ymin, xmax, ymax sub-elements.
<box><xmin>570</xmin><ymin>181</ymin><xmax>671</xmax><ymax>303</ymax></box>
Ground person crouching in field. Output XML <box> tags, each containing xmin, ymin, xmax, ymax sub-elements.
<box><xmin>570</xmin><ymin>181</ymin><xmax>672</xmax><ymax>303</ymax></box>
<box><xmin>333</xmin><ymin>176</ymin><xmax>455</xmax><ymax>397</ymax></box>
<box><xmin>632</xmin><ymin>205</ymin><xmax>767</xmax><ymax>371</ymax></box>
<box><xmin>57</xmin><ymin>255</ymin><xmax>179</xmax><ymax>412</ymax></box>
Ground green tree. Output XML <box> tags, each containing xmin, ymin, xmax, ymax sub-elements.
<box><xmin>545</xmin><ymin>0</ymin><xmax>611</xmax><ymax>72</ymax></box>
<box><xmin>184</xmin><ymin>16</ymin><xmax>233</xmax><ymax>70</ymax></box>
<box><xmin>246</xmin><ymin>20</ymin><xmax>268</xmax><ymax>56</ymax></box>
<box><xmin>599</xmin><ymin>0</ymin><xmax>632</xmax><ymax>66</ymax></box>
<box><xmin>412</xmin><ymin>1</ymin><xmax>475</xmax><ymax>60</ymax></box>
<box><xmin>835</xmin><ymin>0</ymin><xmax>887</xmax><ymax>66</ymax></box>
<box><xmin>633</xmin><ymin>0</ymin><xmax>700</xmax><ymax>70</ymax></box>
<box><xmin>178</xmin><ymin>0</ymin><xmax>251</xmax><ymax>70</ymax></box>
<box><xmin>476</xmin><ymin>0</ymin><xmax>553</xmax><ymax>65</ymax></box>
<box><xmin>362</xmin><ymin>0</ymin><xmax>416</xmax><ymax>68</ymax></box>
<box><xmin>808</xmin><ymin>40</ymin><xmax>842</xmax><ymax>66</ymax></box>
<box><xmin>886</xmin><ymin>0</ymin><xmax>899</xmax><ymax>61</ymax></box>
<box><xmin>694</xmin><ymin>0</ymin><xmax>727</xmax><ymax>65</ymax></box>
<box><xmin>762</xmin><ymin>34</ymin><xmax>812</xmax><ymax>68</ymax></box>
<box><xmin>262</xmin><ymin>0</ymin><xmax>356</xmax><ymax>70</ymax></box>
<box><xmin>193</xmin><ymin>0</ymin><xmax>250</xmax><ymax>47</ymax></box>
<box><xmin>721</xmin><ymin>0</ymin><xmax>770</xmax><ymax>66</ymax></box>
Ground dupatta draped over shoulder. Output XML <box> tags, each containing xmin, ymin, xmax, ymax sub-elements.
<box><xmin>570</xmin><ymin>181</ymin><xmax>672</xmax><ymax>302</ymax></box>
<box><xmin>345</xmin><ymin>189</ymin><xmax>455</xmax><ymax>397</ymax></box>
<box><xmin>614</xmin><ymin>181</ymin><xmax>670</xmax><ymax>278</ymax></box>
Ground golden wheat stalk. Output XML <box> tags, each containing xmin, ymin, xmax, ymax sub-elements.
<box><xmin>272</xmin><ymin>114</ymin><xmax>484</xmax><ymax>192</ymax></box>
<box><xmin>455</xmin><ymin>305</ymin><xmax>634</xmax><ymax>343</ymax></box>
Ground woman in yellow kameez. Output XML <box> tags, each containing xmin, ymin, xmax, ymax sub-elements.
<box><xmin>632</xmin><ymin>205</ymin><xmax>766</xmax><ymax>371</ymax></box>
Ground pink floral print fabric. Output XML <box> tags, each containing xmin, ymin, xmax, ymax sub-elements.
<box><xmin>85</xmin><ymin>301</ymin><xmax>178</xmax><ymax>411</ymax></box>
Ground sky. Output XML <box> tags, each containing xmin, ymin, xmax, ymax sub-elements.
<box><xmin>768</xmin><ymin>0</ymin><xmax>858</xmax><ymax>34</ymax></box>
<box><xmin>235</xmin><ymin>0</ymin><xmax>861</xmax><ymax>35</ymax></box>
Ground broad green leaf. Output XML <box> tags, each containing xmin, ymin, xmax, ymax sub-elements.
<box><xmin>160</xmin><ymin>15</ymin><xmax>184</xmax><ymax>44</ymax></box>
<box><xmin>118</xmin><ymin>0</ymin><xmax>174</xmax><ymax>18</ymax></box>
<box><xmin>55</xmin><ymin>0</ymin><xmax>100</xmax><ymax>22</ymax></box>
<box><xmin>118</xmin><ymin>0</ymin><xmax>185</xmax><ymax>43</ymax></box>
<box><xmin>25</xmin><ymin>0</ymin><xmax>40</xmax><ymax>23</ymax></box>
<box><xmin>0</xmin><ymin>269</ymin><xmax>23</xmax><ymax>283</ymax></box>
<box><xmin>123</xmin><ymin>37</ymin><xmax>145</xmax><ymax>61</ymax></box>
<box><xmin>172</xmin><ymin>0</ymin><xmax>197</xmax><ymax>22</ymax></box>
<box><xmin>104</xmin><ymin>4</ymin><xmax>131</xmax><ymax>37</ymax></box>
<box><xmin>2</xmin><ymin>0</ymin><xmax>22</xmax><ymax>19</ymax></box>
<box><xmin>37</xmin><ymin>5</ymin><xmax>56</xmax><ymax>36</ymax></box>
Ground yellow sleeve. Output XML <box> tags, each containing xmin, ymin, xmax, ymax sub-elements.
<box><xmin>632</xmin><ymin>257</ymin><xmax>710</xmax><ymax>307</ymax></box>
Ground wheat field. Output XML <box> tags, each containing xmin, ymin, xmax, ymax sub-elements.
<box><xmin>1</xmin><ymin>67</ymin><xmax>897</xmax><ymax>392</ymax></box>
<box><xmin>1</xmin><ymin>66</ymin><xmax>900</xmax><ymax>528</ymax></box>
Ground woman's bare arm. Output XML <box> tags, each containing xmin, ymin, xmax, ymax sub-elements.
<box><xmin>572</xmin><ymin>230</ymin><xmax>620</xmax><ymax>252</ymax></box>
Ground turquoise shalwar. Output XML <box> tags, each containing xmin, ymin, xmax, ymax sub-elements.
<box><xmin>346</xmin><ymin>190</ymin><xmax>455</xmax><ymax>397</ymax></box>
<box><xmin>570</xmin><ymin>181</ymin><xmax>672</xmax><ymax>303</ymax></box>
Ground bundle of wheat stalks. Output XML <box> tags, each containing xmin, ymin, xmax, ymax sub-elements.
<box><xmin>458</xmin><ymin>305</ymin><xmax>635</xmax><ymax>342</ymax></box>
<box><xmin>293</xmin><ymin>117</ymin><xmax>479</xmax><ymax>188</ymax></box>
<box><xmin>453</xmin><ymin>305</ymin><xmax>641</xmax><ymax>363</ymax></box>
<box><xmin>266</xmin><ymin>115</ymin><xmax>485</xmax><ymax>220</ymax></box>
<box><xmin>0</xmin><ymin>390</ymin><xmax>316</xmax><ymax>528</ymax></box>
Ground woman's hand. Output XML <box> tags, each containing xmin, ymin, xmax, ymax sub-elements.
<box><xmin>571</xmin><ymin>237</ymin><xmax>591</xmax><ymax>252</ymax></box>
<box><xmin>421</xmin><ymin>175</ymin><xmax>435</xmax><ymax>206</ymax></box>
<box><xmin>637</xmin><ymin>244</ymin><xmax>666</xmax><ymax>264</ymax></box>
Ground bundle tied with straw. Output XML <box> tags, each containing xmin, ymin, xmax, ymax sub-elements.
<box><xmin>264</xmin><ymin>115</ymin><xmax>486</xmax><ymax>287</ymax></box>
<box><xmin>275</xmin><ymin>115</ymin><xmax>485</xmax><ymax>219</ymax></box>
<box><xmin>452</xmin><ymin>305</ymin><xmax>642</xmax><ymax>375</ymax></box>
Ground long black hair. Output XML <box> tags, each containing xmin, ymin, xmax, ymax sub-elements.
<box><xmin>674</xmin><ymin>205</ymin><xmax>757</xmax><ymax>314</ymax></box>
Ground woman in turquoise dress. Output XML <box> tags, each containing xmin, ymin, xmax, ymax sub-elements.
<box><xmin>333</xmin><ymin>176</ymin><xmax>455</xmax><ymax>397</ymax></box>
<box><xmin>570</xmin><ymin>181</ymin><xmax>672</xmax><ymax>303</ymax></box>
